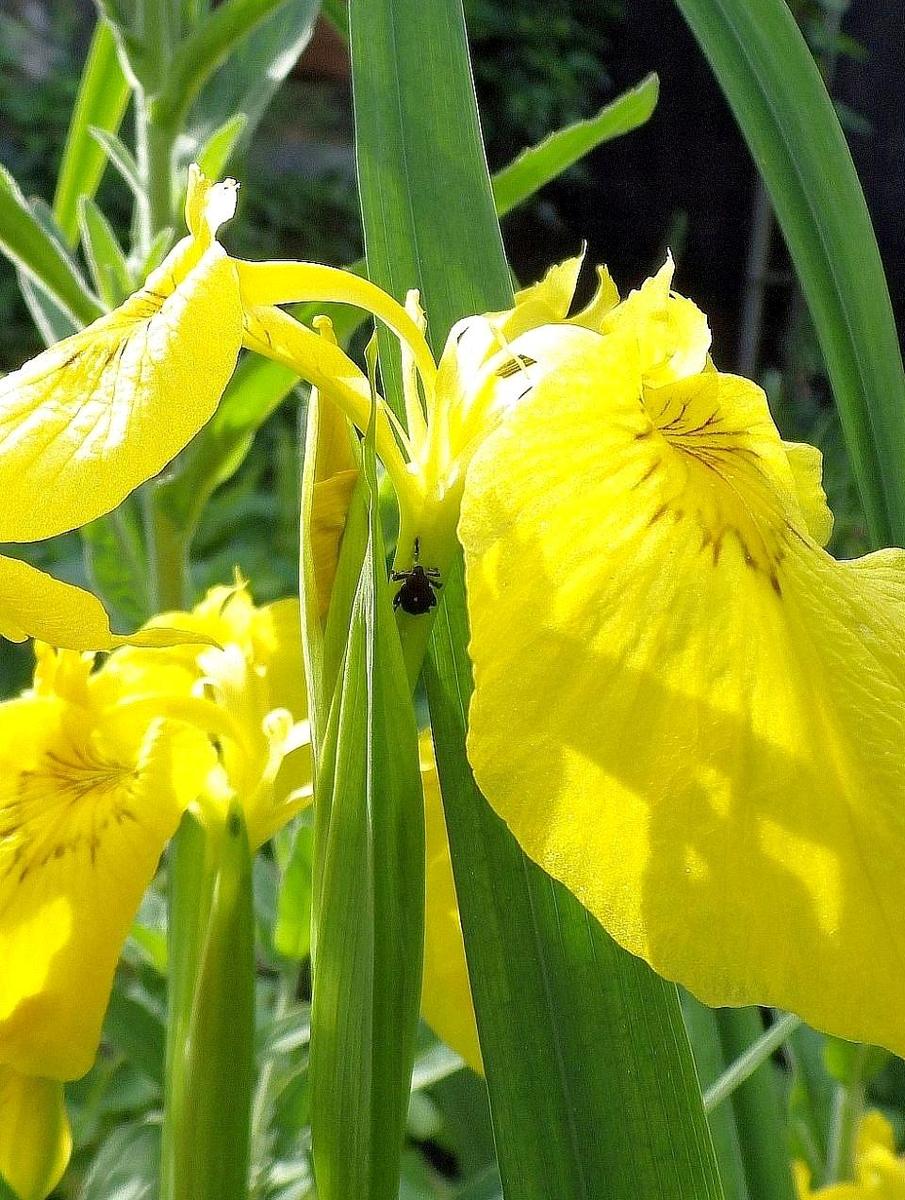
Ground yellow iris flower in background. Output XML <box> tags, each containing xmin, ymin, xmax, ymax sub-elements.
<box><xmin>0</xmin><ymin>576</ymin><xmax>482</xmax><ymax>1193</ymax></box>
<box><xmin>795</xmin><ymin>1111</ymin><xmax>905</xmax><ymax>1198</ymax></box>
<box><xmin>0</xmin><ymin>584</ymin><xmax>308</xmax><ymax>1191</ymax></box>
<box><xmin>457</xmin><ymin>254</ymin><xmax>905</xmax><ymax>1059</ymax></box>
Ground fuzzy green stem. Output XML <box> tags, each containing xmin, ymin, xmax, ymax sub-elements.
<box><xmin>147</xmin><ymin>490</ymin><xmax>191</xmax><ymax>610</ymax></box>
<box><xmin>704</xmin><ymin>1013</ymin><xmax>802</xmax><ymax>1113</ymax></box>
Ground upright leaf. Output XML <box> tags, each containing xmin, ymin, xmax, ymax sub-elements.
<box><xmin>161</xmin><ymin>808</ymin><xmax>255</xmax><ymax>1200</ymax></box>
<box><xmin>78</xmin><ymin>196</ymin><xmax>133</xmax><ymax>307</ymax></box>
<box><xmin>350</xmin><ymin>1</ymin><xmax>724</xmax><ymax>1197</ymax></box>
<box><xmin>53</xmin><ymin>18</ymin><xmax>131</xmax><ymax>247</ymax></box>
<box><xmin>673</xmin><ymin>0</ymin><xmax>905</xmax><ymax>547</ymax></box>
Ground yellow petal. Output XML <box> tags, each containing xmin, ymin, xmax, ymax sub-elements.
<box><xmin>483</xmin><ymin>254</ymin><xmax>585</xmax><ymax>343</ymax></box>
<box><xmin>601</xmin><ymin>254</ymin><xmax>711</xmax><ymax>386</ymax></box>
<box><xmin>0</xmin><ymin>1066</ymin><xmax>71</xmax><ymax>1200</ymax></box>
<box><xmin>311</xmin><ymin>469</ymin><xmax>360</xmax><ymax>617</ymax></box>
<box><xmin>785</xmin><ymin>441</ymin><xmax>834</xmax><ymax>546</ymax></box>
<box><xmin>571</xmin><ymin>263</ymin><xmax>620</xmax><ymax>329</ymax></box>
<box><xmin>795</xmin><ymin>1112</ymin><xmax>905</xmax><ymax>1197</ymax></box>
<box><xmin>0</xmin><ymin>210</ymin><xmax>241</xmax><ymax>541</ymax></box>
<box><xmin>460</xmin><ymin>326</ymin><xmax>905</xmax><ymax>1059</ymax></box>
<box><xmin>419</xmin><ymin>733</ymin><xmax>482</xmax><ymax>1073</ymax></box>
<box><xmin>0</xmin><ymin>697</ymin><xmax>213</xmax><ymax>1079</ymax></box>
<box><xmin>0</xmin><ymin>554</ymin><xmax>213</xmax><ymax>651</ymax></box>
<box><xmin>235</xmin><ymin>259</ymin><xmax>437</xmax><ymax>391</ymax></box>
<box><xmin>103</xmin><ymin>586</ymin><xmax>310</xmax><ymax>850</ymax></box>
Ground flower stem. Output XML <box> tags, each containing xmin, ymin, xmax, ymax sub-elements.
<box><xmin>704</xmin><ymin>1012</ymin><xmax>802</xmax><ymax>1112</ymax></box>
<box><xmin>134</xmin><ymin>94</ymin><xmax>175</xmax><ymax>256</ymax></box>
<box><xmin>147</xmin><ymin>492</ymin><xmax>191</xmax><ymax>610</ymax></box>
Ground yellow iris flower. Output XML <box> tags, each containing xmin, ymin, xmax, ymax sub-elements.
<box><xmin>0</xmin><ymin>584</ymin><xmax>308</xmax><ymax>1193</ymax></box>
<box><xmin>795</xmin><ymin>1111</ymin><xmax>905</xmax><ymax>1198</ymax></box>
<box><xmin>0</xmin><ymin>165</ymin><xmax>432</xmax><ymax>650</ymax></box>
<box><xmin>0</xmin><ymin>574</ymin><xmax>481</xmax><ymax>1194</ymax></box>
<box><xmin>452</xmin><ymin>254</ymin><xmax>905</xmax><ymax>1059</ymax></box>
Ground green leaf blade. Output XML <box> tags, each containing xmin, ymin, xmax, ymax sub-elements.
<box><xmin>492</xmin><ymin>73</ymin><xmax>660</xmax><ymax>217</ymax></box>
<box><xmin>0</xmin><ymin>167</ymin><xmax>101</xmax><ymax>329</ymax></box>
<box><xmin>162</xmin><ymin>809</ymin><xmax>256</xmax><ymax>1200</ymax></box>
<box><xmin>674</xmin><ymin>0</ymin><xmax>905</xmax><ymax>547</ymax></box>
<box><xmin>53</xmin><ymin>18</ymin><xmax>131</xmax><ymax>247</ymax></box>
<box><xmin>78</xmin><ymin>196</ymin><xmax>133</xmax><ymax>308</ymax></box>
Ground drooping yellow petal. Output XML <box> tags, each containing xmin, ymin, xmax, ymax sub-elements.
<box><xmin>234</xmin><ymin>259</ymin><xmax>437</xmax><ymax>391</ymax></box>
<box><xmin>0</xmin><ymin>554</ymin><xmax>213</xmax><ymax>650</ymax></box>
<box><xmin>0</xmin><ymin>680</ymin><xmax>214</xmax><ymax>1079</ymax></box>
<box><xmin>460</xmin><ymin>325</ymin><xmax>905</xmax><ymax>1059</ymax></box>
<box><xmin>0</xmin><ymin>173</ymin><xmax>242</xmax><ymax>542</ymax></box>
<box><xmin>0</xmin><ymin>1066</ymin><xmax>71</xmax><ymax>1200</ymax></box>
<box><xmin>419</xmin><ymin>733</ymin><xmax>481</xmax><ymax>1073</ymax></box>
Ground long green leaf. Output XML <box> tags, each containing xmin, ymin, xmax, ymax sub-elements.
<box><xmin>492</xmin><ymin>73</ymin><xmax>659</xmax><ymax>216</ymax></box>
<box><xmin>350</xmin><ymin>1</ymin><xmax>724</xmax><ymax>1197</ymax></box>
<box><xmin>673</xmin><ymin>0</ymin><xmax>905</xmax><ymax>547</ymax></box>
<box><xmin>78</xmin><ymin>195</ymin><xmax>133</xmax><ymax>307</ymax></box>
<box><xmin>53</xmin><ymin>19</ymin><xmax>131</xmax><ymax>247</ymax></box>
<box><xmin>0</xmin><ymin>167</ymin><xmax>101</xmax><ymax>327</ymax></box>
<box><xmin>309</xmin><ymin>428</ymin><xmax>424</xmax><ymax>1200</ymax></box>
<box><xmin>682</xmin><ymin>996</ymin><xmax>753</xmax><ymax>1200</ymax></box>
<box><xmin>714</xmin><ymin>1009</ymin><xmax>797</xmax><ymax>1200</ymax></box>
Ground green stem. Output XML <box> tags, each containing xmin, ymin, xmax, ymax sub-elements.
<box><xmin>134</xmin><ymin>91</ymin><xmax>175</xmax><ymax>259</ymax></box>
<box><xmin>153</xmin><ymin>0</ymin><xmax>288</xmax><ymax>133</ymax></box>
<box><xmin>249</xmin><ymin>969</ymin><xmax>299</xmax><ymax>1195</ymax></box>
<box><xmin>705</xmin><ymin>1013</ymin><xmax>802</xmax><ymax>1113</ymax></box>
<box><xmin>682</xmin><ymin>995</ymin><xmax>752</xmax><ymax>1200</ymax></box>
<box><xmin>825</xmin><ymin>1047</ymin><xmax>867</xmax><ymax>1185</ymax></box>
<box><xmin>148</xmin><ymin>489</ymin><xmax>191</xmax><ymax>610</ymax></box>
